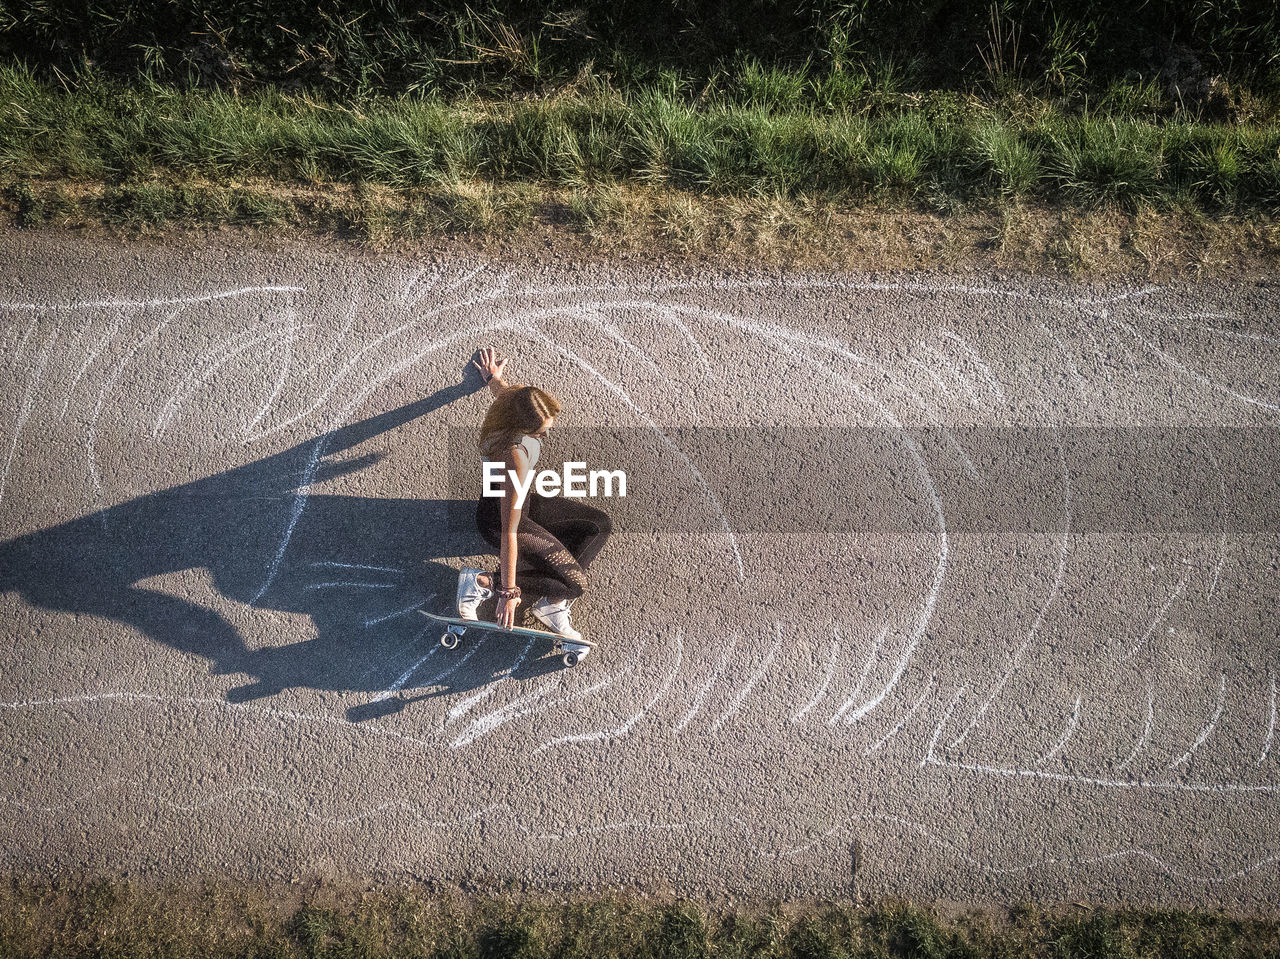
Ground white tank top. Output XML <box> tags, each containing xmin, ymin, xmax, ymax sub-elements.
<box><xmin>483</xmin><ymin>434</ymin><xmax>541</xmax><ymax>483</ymax></box>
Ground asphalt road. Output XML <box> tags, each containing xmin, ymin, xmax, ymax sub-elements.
<box><xmin>2</xmin><ymin>231</ymin><xmax>1279</xmax><ymax>908</ymax></box>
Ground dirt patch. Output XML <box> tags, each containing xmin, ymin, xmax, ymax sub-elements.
<box><xmin>5</xmin><ymin>177</ymin><xmax>1278</xmax><ymax>282</ymax></box>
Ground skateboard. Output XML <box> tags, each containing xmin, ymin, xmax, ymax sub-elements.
<box><xmin>418</xmin><ymin>609</ymin><xmax>596</xmax><ymax>667</ymax></box>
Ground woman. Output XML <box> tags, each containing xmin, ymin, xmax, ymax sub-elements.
<box><xmin>456</xmin><ymin>347</ymin><xmax>611</xmax><ymax>660</ymax></box>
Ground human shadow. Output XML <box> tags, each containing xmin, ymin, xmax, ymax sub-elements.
<box><xmin>0</xmin><ymin>373</ymin><xmax>573</xmax><ymax>711</ymax></box>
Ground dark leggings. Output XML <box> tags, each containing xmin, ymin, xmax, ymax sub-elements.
<box><xmin>475</xmin><ymin>492</ymin><xmax>613</xmax><ymax>602</ymax></box>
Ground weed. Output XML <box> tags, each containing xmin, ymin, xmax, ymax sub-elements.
<box><xmin>1046</xmin><ymin>119</ymin><xmax>1165</xmax><ymax>209</ymax></box>
<box><xmin>978</xmin><ymin>2</ymin><xmax>1026</xmax><ymax>98</ymax></box>
<box><xmin>11</xmin><ymin>182</ymin><xmax>46</xmax><ymax>226</ymax></box>
<box><xmin>479</xmin><ymin>919</ymin><xmax>546</xmax><ymax>959</ymax></box>
<box><xmin>568</xmin><ymin>182</ymin><xmax>627</xmax><ymax>231</ymax></box>
<box><xmin>1191</xmin><ymin>140</ymin><xmax>1243</xmax><ymax>209</ymax></box>
<box><xmin>654</xmin><ymin>904</ymin><xmax>708</xmax><ymax>959</ymax></box>
<box><xmin>972</xmin><ymin>121</ymin><xmax>1040</xmax><ymax>197</ymax></box>
<box><xmin>1040</xmin><ymin>14</ymin><xmax>1093</xmax><ymax>96</ymax></box>
<box><xmin>1049</xmin><ymin>911</ymin><xmax>1134</xmax><ymax>959</ymax></box>
<box><xmin>734</xmin><ymin>56</ymin><xmax>812</xmax><ymax>112</ymax></box>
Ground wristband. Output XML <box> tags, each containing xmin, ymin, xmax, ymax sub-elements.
<box><xmin>496</xmin><ymin>585</ymin><xmax>521</xmax><ymax>599</ymax></box>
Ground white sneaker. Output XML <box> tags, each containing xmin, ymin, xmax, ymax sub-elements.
<box><xmin>456</xmin><ymin>567</ymin><xmax>492</xmax><ymax>620</ymax></box>
<box><xmin>529</xmin><ymin>596</ymin><xmax>584</xmax><ymax>643</ymax></box>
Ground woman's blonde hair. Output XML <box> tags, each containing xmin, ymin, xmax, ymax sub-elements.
<box><xmin>478</xmin><ymin>385</ymin><xmax>562</xmax><ymax>459</ymax></box>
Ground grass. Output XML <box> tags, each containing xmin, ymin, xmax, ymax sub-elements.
<box><xmin>3</xmin><ymin>66</ymin><xmax>1280</xmax><ymax>213</ymax></box>
<box><xmin>2</xmin><ymin>64</ymin><xmax>1278</xmax><ymax>277</ymax></box>
<box><xmin>2</xmin><ymin>879</ymin><xmax>1280</xmax><ymax>959</ymax></box>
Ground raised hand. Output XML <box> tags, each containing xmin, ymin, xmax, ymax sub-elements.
<box><xmin>472</xmin><ymin>346</ymin><xmax>508</xmax><ymax>384</ymax></box>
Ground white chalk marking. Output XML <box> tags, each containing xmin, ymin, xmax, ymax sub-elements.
<box><xmin>60</xmin><ymin>318</ymin><xmax>126</xmax><ymax>418</ymax></box>
<box><xmin>520</xmin><ymin>275</ymin><xmax>1158</xmax><ymax>314</ymax></box>
<box><xmin>865</xmin><ymin>673</ymin><xmax>936</xmax><ymax>755</ymax></box>
<box><xmin>662</xmin><ymin>310</ymin><xmax>716</xmax><ymax>380</ymax></box>
<box><xmin>299</xmin><ymin>302</ymin><xmax>359</xmax><ymax>379</ymax></box>
<box><xmin>323</xmin><ymin>321</ymin><xmax>498</xmax><ymax>429</ymax></box>
<box><xmin>446</xmin><ymin>634</ymin><xmax>538</xmax><ymax>724</ymax></box>
<box><xmin>950</xmin><ymin>445</ymin><xmax>1071</xmax><ymax>749</ymax></box>
<box><xmin>1199</xmin><ymin>435</ymin><xmax>1228</xmax><ymax>599</ymax></box>
<box><xmin>1124</xmin><ymin>572</ymin><xmax>1189</xmax><ymax>659</ymax></box>
<box><xmin>5</xmin><ymin>317</ymin><xmax>37</xmax><ymax>372</ymax></box>
<box><xmin>0</xmin><ymin>690</ymin><xmax>439</xmax><ymax>751</ymax></box>
<box><xmin>922</xmin><ymin>685</ymin><xmax>967</xmax><ymax>767</ymax></box>
<box><xmin>711</xmin><ymin>314</ymin><xmax>947</xmax><ymax>728</ymax></box>
<box><xmin>927</xmin><ymin>753</ymin><xmax>1280</xmax><ymax>795</ymax></box>
<box><xmin>371</xmin><ymin>638</ymin><xmax>440</xmax><ymax>703</ymax></box>
<box><xmin>398</xmin><ymin>267</ymin><xmax>431</xmax><ymax>303</ymax></box>
<box><xmin>1169</xmin><ymin>674</ymin><xmax>1227</xmax><ymax>769</ymax></box>
<box><xmin>454</xmin><ymin>645</ymin><xmax>645</xmax><ymax>749</ymax></box>
<box><xmin>305</xmin><ymin>581</ymin><xmax>399</xmax><ymax>590</ymax></box>
<box><xmin>874</xmin><ymin>368</ymin><xmax>979</xmax><ymax>480</ymax></box>
<box><xmin>0</xmin><ymin>285</ymin><xmax>303</xmax><ymax>311</ymax></box>
<box><xmin>1035</xmin><ymin>696</ymin><xmax>1082</xmax><ymax>766</ymax></box>
<box><xmin>1039</xmin><ymin>323</ymin><xmax>1090</xmax><ymax>401</ymax></box>
<box><xmin>760</xmin><ymin>810</ymin><xmax>1280</xmax><ymax>882</ymax></box>
<box><xmin>0</xmin><ymin>326</ymin><xmax>57</xmax><ymax>507</ymax></box>
<box><xmin>921</xmin><ymin>342</ymin><xmax>983</xmax><ymax>406</ymax></box>
<box><xmin>154</xmin><ymin>321</ymin><xmax>296</xmax><ymax>438</ymax></box>
<box><xmin>363</xmin><ymin>600</ymin><xmax>425</xmax><ymax>628</ymax></box>
<box><xmin>534</xmin><ymin>630</ymin><xmax>683</xmax><ymax>753</ymax></box>
<box><xmin>241</xmin><ymin>325</ymin><xmax>298</xmax><ymax>440</ymax></box>
<box><xmin>712</xmin><ymin>622</ymin><xmax>783</xmax><ymax>732</ymax></box>
<box><xmin>580</xmin><ymin>310</ymin><xmax>664</xmax><ymax>377</ymax></box>
<box><xmin>1117</xmin><ymin>678</ymin><xmax>1155</xmax><ymax>771</ymax></box>
<box><xmin>418</xmin><ymin>635</ymin><xmax>489</xmax><ymax>692</ymax></box>
<box><xmin>451</xmin><ymin>672</ymin><xmax>565</xmax><ymax>747</ymax></box>
<box><xmin>791</xmin><ymin>628</ymin><xmax>841</xmax><ymax>723</ymax></box>
<box><xmin>1258</xmin><ymin>670</ymin><xmax>1277</xmax><ymax>767</ymax></box>
<box><xmin>315</xmin><ymin>561</ymin><xmax>404</xmax><ymax>575</ymax></box>
<box><xmin>442</xmin><ymin>263</ymin><xmax>488</xmax><ymax>293</ymax></box>
<box><xmin>250</xmin><ymin>435</ymin><xmax>325</xmax><ymax>603</ymax></box>
<box><xmin>250</xmin><ymin>286</ymin><xmax>507</xmax><ymax>441</ymax></box>
<box><xmin>939</xmin><ymin>330</ymin><xmax>1006</xmax><ymax>401</ymax></box>
<box><xmin>1114</xmin><ymin>316</ymin><xmax>1280</xmax><ymax>413</ymax></box>
<box><xmin>675</xmin><ymin>630</ymin><xmax>739</xmax><ymax>732</ymax></box>
<box><xmin>86</xmin><ymin>309</ymin><xmax>179</xmax><ymax>516</ymax></box>
<box><xmin>1203</xmin><ymin>324</ymin><xmax>1280</xmax><ymax>347</ymax></box>
<box><xmin>745</xmin><ymin>321</ymin><xmax>949</xmax><ymax>724</ymax></box>
<box><xmin>829</xmin><ymin>626</ymin><xmax>888</xmax><ymax>726</ymax></box>
<box><xmin>906</xmin><ymin>356</ymin><xmax>954</xmax><ymax>399</ymax></box>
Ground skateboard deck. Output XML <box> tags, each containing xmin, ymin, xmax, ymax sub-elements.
<box><xmin>419</xmin><ymin>609</ymin><xmax>595</xmax><ymax>667</ymax></box>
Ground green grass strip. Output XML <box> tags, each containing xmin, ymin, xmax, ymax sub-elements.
<box><xmin>2</xmin><ymin>65</ymin><xmax>1279</xmax><ymax>214</ymax></box>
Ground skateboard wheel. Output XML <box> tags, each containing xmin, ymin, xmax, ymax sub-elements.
<box><xmin>441</xmin><ymin>632</ymin><xmax>460</xmax><ymax>649</ymax></box>
<box><xmin>562</xmin><ymin>651</ymin><xmax>580</xmax><ymax>668</ymax></box>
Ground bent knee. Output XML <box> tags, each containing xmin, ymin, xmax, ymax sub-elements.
<box><xmin>565</xmin><ymin>568</ymin><xmax>589</xmax><ymax>597</ymax></box>
<box><xmin>584</xmin><ymin>506</ymin><xmax>612</xmax><ymax>536</ymax></box>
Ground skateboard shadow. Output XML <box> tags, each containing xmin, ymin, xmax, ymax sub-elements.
<box><xmin>0</xmin><ymin>372</ymin><xmax>576</xmax><ymax>710</ymax></box>
<box><xmin>343</xmin><ymin>624</ymin><xmax>568</xmax><ymax>724</ymax></box>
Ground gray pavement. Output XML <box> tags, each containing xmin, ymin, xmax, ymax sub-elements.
<box><xmin>1</xmin><ymin>230</ymin><xmax>1279</xmax><ymax>907</ymax></box>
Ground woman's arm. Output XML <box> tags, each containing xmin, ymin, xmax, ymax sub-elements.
<box><xmin>494</xmin><ymin>444</ymin><xmax>526</xmax><ymax>628</ymax></box>
<box><xmin>473</xmin><ymin>347</ymin><xmax>511</xmax><ymax>397</ymax></box>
